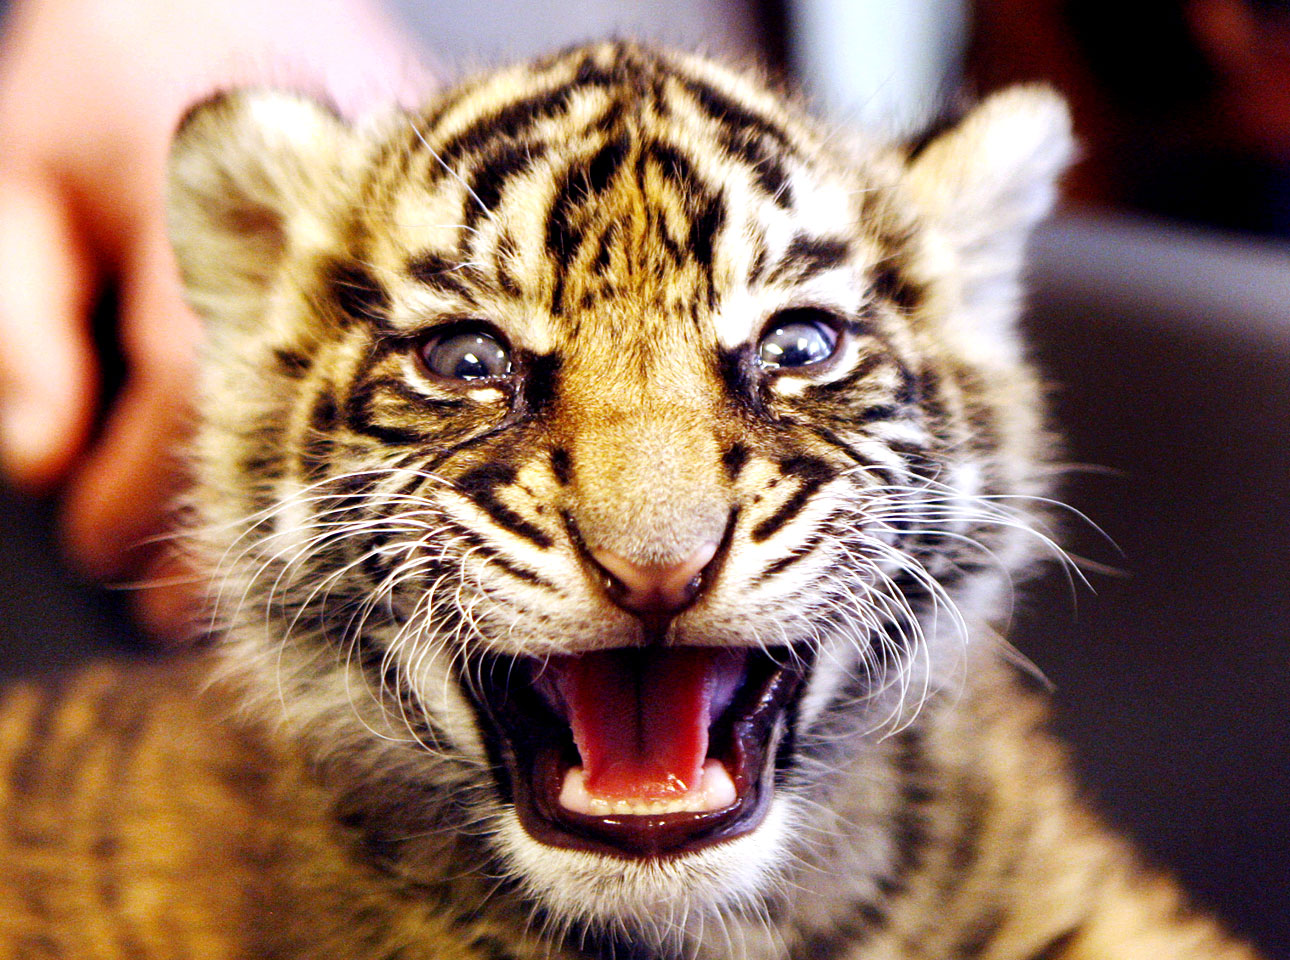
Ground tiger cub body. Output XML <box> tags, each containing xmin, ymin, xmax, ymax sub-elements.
<box><xmin>0</xmin><ymin>43</ymin><xmax>1263</xmax><ymax>960</ymax></box>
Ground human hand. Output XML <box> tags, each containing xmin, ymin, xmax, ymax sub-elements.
<box><xmin>0</xmin><ymin>0</ymin><xmax>430</xmax><ymax>637</ymax></box>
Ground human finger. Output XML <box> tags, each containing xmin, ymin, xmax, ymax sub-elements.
<box><xmin>0</xmin><ymin>178</ymin><xmax>100</xmax><ymax>490</ymax></box>
<box><xmin>60</xmin><ymin>218</ymin><xmax>201</xmax><ymax>582</ymax></box>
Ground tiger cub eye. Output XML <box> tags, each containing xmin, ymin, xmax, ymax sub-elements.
<box><xmin>419</xmin><ymin>325</ymin><xmax>513</xmax><ymax>381</ymax></box>
<box><xmin>756</xmin><ymin>309</ymin><xmax>841</xmax><ymax>370</ymax></box>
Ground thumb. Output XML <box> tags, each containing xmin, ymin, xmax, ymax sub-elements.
<box><xmin>0</xmin><ymin>178</ymin><xmax>99</xmax><ymax>490</ymax></box>
<box><xmin>61</xmin><ymin>217</ymin><xmax>200</xmax><ymax>580</ymax></box>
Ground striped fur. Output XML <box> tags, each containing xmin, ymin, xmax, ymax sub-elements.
<box><xmin>1</xmin><ymin>43</ymin><xmax>1262</xmax><ymax>959</ymax></box>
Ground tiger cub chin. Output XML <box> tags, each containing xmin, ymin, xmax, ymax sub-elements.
<box><xmin>0</xmin><ymin>42</ymin><xmax>1262</xmax><ymax>960</ymax></box>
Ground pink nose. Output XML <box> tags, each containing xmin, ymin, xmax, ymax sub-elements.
<box><xmin>590</xmin><ymin>541</ymin><xmax>720</xmax><ymax>615</ymax></box>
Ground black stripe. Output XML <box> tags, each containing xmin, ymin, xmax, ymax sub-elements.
<box><xmin>368</xmin><ymin>376</ymin><xmax>467</xmax><ymax>411</ymax></box>
<box><xmin>455</xmin><ymin>463</ymin><xmax>553</xmax><ymax>548</ymax></box>
<box><xmin>407</xmin><ymin>251</ymin><xmax>474</xmax><ymax>297</ymax></box>
<box><xmin>748</xmin><ymin>235</ymin><xmax>770</xmax><ymax>284</ymax></box>
<box><xmin>464</xmin><ymin>140</ymin><xmax>537</xmax><ymax>233</ymax></box>
<box><xmin>301</xmin><ymin>393</ymin><xmax>338</xmax><ymax>481</ymax></box>
<box><xmin>954</xmin><ymin>911</ymin><xmax>1005</xmax><ymax>960</ymax></box>
<box><xmin>425</xmin><ymin>76</ymin><xmax>610</xmax><ymax>183</ymax></box>
<box><xmin>545</xmin><ymin>168</ymin><xmax>582</xmax><ymax>278</ymax></box>
<box><xmin>424</xmin><ymin>417</ymin><xmax>527</xmax><ymax>475</ymax></box>
<box><xmin>592</xmin><ymin>225</ymin><xmax>615</xmax><ymax>275</ymax></box>
<box><xmin>327</xmin><ymin>259</ymin><xmax>390</xmax><ymax>326</ymax></box>
<box><xmin>646</xmin><ymin>139</ymin><xmax>702</xmax><ymax>195</ymax></box>
<box><xmin>678</xmin><ymin>75</ymin><xmax>791</xmax><ymax>153</ymax></box>
<box><xmin>805</xmin><ymin>352</ymin><xmax>887</xmax><ymax>396</ymax></box>
<box><xmin>586</xmin><ymin>134</ymin><xmax>631</xmax><ymax>194</ymax></box>
<box><xmin>545</xmin><ymin>135</ymin><xmax>632</xmax><ymax>277</ymax></box>
<box><xmin>440</xmin><ymin>519</ymin><xmax>556</xmax><ymax>590</ymax></box>
<box><xmin>678</xmin><ymin>76</ymin><xmax>796</xmax><ymax>206</ymax></box>
<box><xmin>753</xmin><ymin>530</ymin><xmax>826</xmax><ymax>583</ymax></box>
<box><xmin>1027</xmin><ymin>929</ymin><xmax>1079</xmax><ymax>960</ymax></box>
<box><xmin>494</xmin><ymin>232</ymin><xmax>523</xmax><ymax>297</ymax></box>
<box><xmin>274</xmin><ymin>348</ymin><xmax>312</xmax><ymax>378</ymax></box>
<box><xmin>344</xmin><ymin>380</ymin><xmax>424</xmax><ymax>446</ymax></box>
<box><xmin>721</xmin><ymin>442</ymin><xmax>749</xmax><ymax>480</ymax></box>
<box><xmin>872</xmin><ymin>262</ymin><xmax>924</xmax><ymax>311</ymax></box>
<box><xmin>689</xmin><ymin>192</ymin><xmax>726</xmax><ymax>273</ymax></box>
<box><xmin>550</xmin><ymin>447</ymin><xmax>572</xmax><ymax>485</ymax></box>
<box><xmin>647</xmin><ymin>205</ymin><xmax>685</xmax><ymax>266</ymax></box>
<box><xmin>751</xmin><ymin>455</ymin><xmax>835</xmax><ymax>542</ymax></box>
<box><xmin>727</xmin><ymin>131</ymin><xmax>793</xmax><ymax>205</ymax></box>
<box><xmin>767</xmin><ymin>234</ymin><xmax>850</xmax><ymax>284</ymax></box>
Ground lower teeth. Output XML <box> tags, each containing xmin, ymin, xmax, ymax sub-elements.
<box><xmin>558</xmin><ymin>759</ymin><xmax>737</xmax><ymax>816</ymax></box>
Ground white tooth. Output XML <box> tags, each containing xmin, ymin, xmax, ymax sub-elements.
<box><xmin>557</xmin><ymin>761</ymin><xmax>738</xmax><ymax>817</ymax></box>
<box><xmin>698</xmin><ymin>758</ymin><xmax>738</xmax><ymax>810</ymax></box>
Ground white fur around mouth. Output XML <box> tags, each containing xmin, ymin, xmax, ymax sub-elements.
<box><xmin>558</xmin><ymin>759</ymin><xmax>738</xmax><ymax>816</ymax></box>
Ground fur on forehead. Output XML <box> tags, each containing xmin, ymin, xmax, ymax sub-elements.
<box><xmin>166</xmin><ymin>62</ymin><xmax>1069</xmax><ymax>372</ymax></box>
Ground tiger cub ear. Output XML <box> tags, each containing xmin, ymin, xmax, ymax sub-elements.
<box><xmin>166</xmin><ymin>89</ymin><xmax>354</xmax><ymax>329</ymax></box>
<box><xmin>903</xmin><ymin>86</ymin><xmax>1073</xmax><ymax>339</ymax></box>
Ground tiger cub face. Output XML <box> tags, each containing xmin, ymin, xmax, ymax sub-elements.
<box><xmin>168</xmin><ymin>43</ymin><xmax>1069</xmax><ymax>945</ymax></box>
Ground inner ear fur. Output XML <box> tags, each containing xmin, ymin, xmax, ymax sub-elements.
<box><xmin>165</xmin><ymin>89</ymin><xmax>354</xmax><ymax>330</ymax></box>
<box><xmin>901</xmin><ymin>85</ymin><xmax>1073</xmax><ymax>344</ymax></box>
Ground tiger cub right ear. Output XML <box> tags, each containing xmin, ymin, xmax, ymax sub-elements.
<box><xmin>166</xmin><ymin>89</ymin><xmax>354</xmax><ymax>330</ymax></box>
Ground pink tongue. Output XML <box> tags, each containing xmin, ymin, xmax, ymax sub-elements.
<box><xmin>554</xmin><ymin>648</ymin><xmax>724</xmax><ymax>802</ymax></box>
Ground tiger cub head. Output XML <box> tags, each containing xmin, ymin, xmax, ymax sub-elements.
<box><xmin>168</xmin><ymin>42</ymin><xmax>1069</xmax><ymax>949</ymax></box>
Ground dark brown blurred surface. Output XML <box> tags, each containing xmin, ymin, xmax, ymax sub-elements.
<box><xmin>1016</xmin><ymin>214</ymin><xmax>1290</xmax><ymax>958</ymax></box>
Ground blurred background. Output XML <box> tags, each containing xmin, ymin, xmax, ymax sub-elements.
<box><xmin>0</xmin><ymin>0</ymin><xmax>1285</xmax><ymax>955</ymax></box>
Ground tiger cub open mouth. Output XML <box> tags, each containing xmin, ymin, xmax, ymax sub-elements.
<box><xmin>473</xmin><ymin>647</ymin><xmax>807</xmax><ymax>858</ymax></box>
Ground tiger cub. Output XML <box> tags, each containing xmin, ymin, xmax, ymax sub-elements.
<box><xmin>0</xmin><ymin>42</ymin><xmax>1263</xmax><ymax>960</ymax></box>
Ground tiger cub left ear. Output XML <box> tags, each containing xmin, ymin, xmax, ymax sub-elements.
<box><xmin>905</xmin><ymin>84</ymin><xmax>1073</xmax><ymax>243</ymax></box>
<box><xmin>903</xmin><ymin>86</ymin><xmax>1073</xmax><ymax>334</ymax></box>
<box><xmin>166</xmin><ymin>89</ymin><xmax>356</xmax><ymax>332</ymax></box>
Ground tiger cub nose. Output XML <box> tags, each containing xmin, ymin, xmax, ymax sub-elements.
<box><xmin>589</xmin><ymin>541</ymin><xmax>720</xmax><ymax>615</ymax></box>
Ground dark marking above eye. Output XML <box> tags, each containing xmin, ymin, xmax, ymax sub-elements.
<box><xmin>408</xmin><ymin>251</ymin><xmax>474</xmax><ymax>297</ymax></box>
<box><xmin>327</xmin><ymin>260</ymin><xmax>390</xmax><ymax>325</ymax></box>
<box><xmin>871</xmin><ymin>263</ymin><xmax>924</xmax><ymax>311</ymax></box>
<box><xmin>689</xmin><ymin>194</ymin><xmax>726</xmax><ymax>272</ymax></box>
<box><xmin>766</xmin><ymin>234</ymin><xmax>850</xmax><ymax>284</ymax></box>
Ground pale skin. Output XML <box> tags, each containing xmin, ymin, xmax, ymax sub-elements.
<box><xmin>0</xmin><ymin>0</ymin><xmax>430</xmax><ymax>635</ymax></box>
